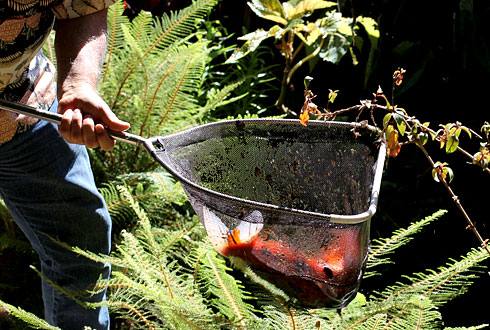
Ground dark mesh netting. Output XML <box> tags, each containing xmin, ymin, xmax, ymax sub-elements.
<box><xmin>151</xmin><ymin>119</ymin><xmax>385</xmax><ymax>308</ymax></box>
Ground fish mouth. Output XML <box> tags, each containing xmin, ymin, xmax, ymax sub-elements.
<box><xmin>249</xmin><ymin>253</ymin><xmax>368</xmax><ymax>308</ymax></box>
<box><xmin>252</xmin><ymin>267</ymin><xmax>363</xmax><ymax>308</ymax></box>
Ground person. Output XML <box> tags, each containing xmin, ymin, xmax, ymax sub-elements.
<box><xmin>0</xmin><ymin>1</ymin><xmax>130</xmax><ymax>329</ymax></box>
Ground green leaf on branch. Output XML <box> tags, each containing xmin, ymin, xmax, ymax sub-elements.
<box><xmin>226</xmin><ymin>29</ymin><xmax>271</xmax><ymax>63</ymax></box>
<box><xmin>328</xmin><ymin>89</ymin><xmax>338</xmax><ymax>103</ymax></box>
<box><xmin>446</xmin><ymin>134</ymin><xmax>459</xmax><ymax>153</ymax></box>
<box><xmin>438</xmin><ymin>122</ymin><xmax>472</xmax><ymax>154</ymax></box>
<box><xmin>473</xmin><ymin>143</ymin><xmax>490</xmax><ymax>170</ymax></box>
<box><xmin>432</xmin><ymin>161</ymin><xmax>454</xmax><ymax>183</ymax></box>
<box><xmin>393</xmin><ymin>112</ymin><xmax>406</xmax><ymax>136</ymax></box>
<box><xmin>382</xmin><ymin>113</ymin><xmax>392</xmax><ymax>129</ymax></box>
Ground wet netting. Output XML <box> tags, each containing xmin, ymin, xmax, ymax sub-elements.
<box><xmin>152</xmin><ymin>119</ymin><xmax>385</xmax><ymax>308</ymax></box>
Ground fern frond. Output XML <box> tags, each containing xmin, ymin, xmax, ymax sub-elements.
<box><xmin>190</xmin><ymin>241</ymin><xmax>259</xmax><ymax>328</ymax></box>
<box><xmin>103</xmin><ymin>0</ymin><xmax>129</xmax><ymax>84</ymax></box>
<box><xmin>366</xmin><ymin>209</ymin><xmax>448</xmax><ymax>277</ymax></box>
<box><xmin>199</xmin><ymin>79</ymin><xmax>247</xmax><ymax>120</ymax></box>
<box><xmin>384</xmin><ymin>295</ymin><xmax>442</xmax><ymax>330</ymax></box>
<box><xmin>150</xmin><ymin>0</ymin><xmax>219</xmax><ymax>53</ymax></box>
<box><xmin>0</xmin><ymin>300</ymin><xmax>60</xmax><ymax>330</ymax></box>
<box><xmin>375</xmin><ymin>247</ymin><xmax>488</xmax><ymax>306</ymax></box>
<box><xmin>444</xmin><ymin>325</ymin><xmax>490</xmax><ymax>330</ymax></box>
<box><xmin>107</xmin><ymin>0</ymin><xmax>217</xmax><ymax>110</ymax></box>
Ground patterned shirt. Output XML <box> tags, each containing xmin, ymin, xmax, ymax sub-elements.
<box><xmin>0</xmin><ymin>0</ymin><xmax>115</xmax><ymax>144</ymax></box>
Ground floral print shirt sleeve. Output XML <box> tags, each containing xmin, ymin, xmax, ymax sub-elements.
<box><xmin>0</xmin><ymin>0</ymin><xmax>115</xmax><ymax>145</ymax></box>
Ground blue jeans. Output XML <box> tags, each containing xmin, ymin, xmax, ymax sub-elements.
<box><xmin>0</xmin><ymin>100</ymin><xmax>111</xmax><ymax>329</ymax></box>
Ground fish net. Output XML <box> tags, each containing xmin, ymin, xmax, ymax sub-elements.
<box><xmin>152</xmin><ymin>119</ymin><xmax>385</xmax><ymax>308</ymax></box>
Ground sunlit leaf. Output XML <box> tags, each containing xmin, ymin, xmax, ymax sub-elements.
<box><xmin>304</xmin><ymin>23</ymin><xmax>322</xmax><ymax>45</ymax></box>
<box><xmin>337</xmin><ymin>19</ymin><xmax>352</xmax><ymax>36</ymax></box>
<box><xmin>432</xmin><ymin>162</ymin><xmax>453</xmax><ymax>183</ymax></box>
<box><xmin>357</xmin><ymin>16</ymin><xmax>380</xmax><ymax>39</ymax></box>
<box><xmin>445</xmin><ymin>135</ymin><xmax>459</xmax><ymax>153</ymax></box>
<box><xmin>304</xmin><ymin>76</ymin><xmax>314</xmax><ymax>88</ymax></box>
<box><xmin>269</xmin><ymin>25</ymin><xmax>284</xmax><ymax>38</ymax></box>
<box><xmin>284</xmin><ymin>0</ymin><xmax>336</xmax><ymax>19</ymax></box>
<box><xmin>393</xmin><ymin>112</ymin><xmax>406</xmax><ymax>136</ymax></box>
<box><xmin>461</xmin><ymin>126</ymin><xmax>472</xmax><ymax>138</ymax></box>
<box><xmin>226</xmin><ymin>29</ymin><xmax>270</xmax><ymax>63</ymax></box>
<box><xmin>382</xmin><ymin>113</ymin><xmax>392</xmax><ymax>129</ymax></box>
<box><xmin>328</xmin><ymin>89</ymin><xmax>338</xmax><ymax>103</ymax></box>
<box><xmin>419</xmin><ymin>131</ymin><xmax>429</xmax><ymax>145</ymax></box>
<box><xmin>248</xmin><ymin>0</ymin><xmax>288</xmax><ymax>25</ymax></box>
<box><xmin>445</xmin><ymin>166</ymin><xmax>454</xmax><ymax>183</ymax></box>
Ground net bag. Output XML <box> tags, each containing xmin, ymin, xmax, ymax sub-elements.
<box><xmin>152</xmin><ymin>119</ymin><xmax>385</xmax><ymax>308</ymax></box>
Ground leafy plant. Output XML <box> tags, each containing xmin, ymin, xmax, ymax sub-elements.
<box><xmin>226</xmin><ymin>0</ymin><xmax>379</xmax><ymax>113</ymax></box>
<box><xmin>299</xmin><ymin>72</ymin><xmax>490</xmax><ymax>259</ymax></box>
<box><xmin>49</xmin><ymin>0</ymin><xmax>246</xmax><ymax>182</ymax></box>
<box><xmin>2</xmin><ymin>197</ymin><xmax>488</xmax><ymax>329</ymax></box>
<box><xmin>63</xmin><ymin>194</ymin><xmax>489</xmax><ymax>330</ymax></box>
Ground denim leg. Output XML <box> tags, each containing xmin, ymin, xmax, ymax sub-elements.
<box><xmin>0</xmin><ymin>103</ymin><xmax>111</xmax><ymax>329</ymax></box>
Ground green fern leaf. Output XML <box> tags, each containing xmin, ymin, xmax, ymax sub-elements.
<box><xmin>0</xmin><ymin>300</ymin><xmax>60</xmax><ymax>330</ymax></box>
<box><xmin>366</xmin><ymin>209</ymin><xmax>448</xmax><ymax>277</ymax></box>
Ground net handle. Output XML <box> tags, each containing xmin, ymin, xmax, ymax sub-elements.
<box><xmin>0</xmin><ymin>98</ymin><xmax>146</xmax><ymax>146</ymax></box>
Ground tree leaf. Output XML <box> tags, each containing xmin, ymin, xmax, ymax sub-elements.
<box><xmin>248</xmin><ymin>0</ymin><xmax>288</xmax><ymax>25</ymax></box>
<box><xmin>226</xmin><ymin>29</ymin><xmax>271</xmax><ymax>63</ymax></box>
<box><xmin>445</xmin><ymin>134</ymin><xmax>459</xmax><ymax>153</ymax></box>
<box><xmin>386</xmin><ymin>124</ymin><xmax>401</xmax><ymax>157</ymax></box>
<box><xmin>357</xmin><ymin>16</ymin><xmax>380</xmax><ymax>40</ymax></box>
<box><xmin>382</xmin><ymin>113</ymin><xmax>392</xmax><ymax>129</ymax></box>
<box><xmin>318</xmin><ymin>33</ymin><xmax>351</xmax><ymax>64</ymax></box>
<box><xmin>284</xmin><ymin>0</ymin><xmax>336</xmax><ymax>19</ymax></box>
<box><xmin>393</xmin><ymin>112</ymin><xmax>406</xmax><ymax>136</ymax></box>
<box><xmin>461</xmin><ymin>125</ymin><xmax>472</xmax><ymax>138</ymax></box>
<box><xmin>445</xmin><ymin>166</ymin><xmax>454</xmax><ymax>183</ymax></box>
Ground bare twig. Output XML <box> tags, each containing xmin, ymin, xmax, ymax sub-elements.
<box><xmin>417</xmin><ymin>142</ymin><xmax>490</xmax><ymax>256</ymax></box>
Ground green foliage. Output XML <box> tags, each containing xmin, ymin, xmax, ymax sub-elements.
<box><xmin>365</xmin><ymin>209</ymin><xmax>448</xmax><ymax>278</ymax></box>
<box><xmin>225</xmin><ymin>0</ymin><xmax>379</xmax><ymax>111</ymax></box>
<box><xmin>2</xmin><ymin>176</ymin><xmax>488</xmax><ymax>329</ymax></box>
<box><xmin>100</xmin><ymin>171</ymin><xmax>191</xmax><ymax>242</ymax></box>
<box><xmin>0</xmin><ymin>301</ymin><xmax>60</xmax><ymax>330</ymax></box>
<box><xmin>62</xmin><ymin>0</ymin><xmax>245</xmax><ymax>182</ymax></box>
<box><xmin>201</xmin><ymin>44</ymin><xmax>280</xmax><ymax>118</ymax></box>
<box><xmin>70</xmin><ymin>203</ymin><xmax>488</xmax><ymax>329</ymax></box>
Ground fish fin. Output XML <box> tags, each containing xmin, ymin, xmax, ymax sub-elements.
<box><xmin>234</xmin><ymin>210</ymin><xmax>264</xmax><ymax>243</ymax></box>
<box><xmin>202</xmin><ymin>206</ymin><xmax>230</xmax><ymax>253</ymax></box>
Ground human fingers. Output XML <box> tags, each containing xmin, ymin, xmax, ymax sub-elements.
<box><xmin>98</xmin><ymin>104</ymin><xmax>130</xmax><ymax>132</ymax></box>
<box><xmin>82</xmin><ymin>114</ymin><xmax>99</xmax><ymax>149</ymax></box>
<box><xmin>95</xmin><ymin>124</ymin><xmax>116</xmax><ymax>151</ymax></box>
<box><xmin>58</xmin><ymin>108</ymin><xmax>73</xmax><ymax>141</ymax></box>
<box><xmin>70</xmin><ymin>109</ymin><xmax>84</xmax><ymax>143</ymax></box>
<box><xmin>59</xmin><ymin>108</ymin><xmax>83</xmax><ymax>144</ymax></box>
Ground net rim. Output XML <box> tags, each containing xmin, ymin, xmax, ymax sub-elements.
<box><xmin>144</xmin><ymin>118</ymin><xmax>386</xmax><ymax>224</ymax></box>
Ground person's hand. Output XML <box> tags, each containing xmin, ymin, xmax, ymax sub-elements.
<box><xmin>57</xmin><ymin>82</ymin><xmax>130</xmax><ymax>151</ymax></box>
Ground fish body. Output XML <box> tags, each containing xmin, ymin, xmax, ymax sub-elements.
<box><xmin>202</xmin><ymin>207</ymin><xmax>367</xmax><ymax>308</ymax></box>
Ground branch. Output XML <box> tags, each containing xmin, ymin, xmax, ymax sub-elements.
<box><xmin>416</xmin><ymin>142</ymin><xmax>490</xmax><ymax>256</ymax></box>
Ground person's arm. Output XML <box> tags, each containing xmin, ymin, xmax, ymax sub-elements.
<box><xmin>54</xmin><ymin>9</ymin><xmax>130</xmax><ymax>151</ymax></box>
